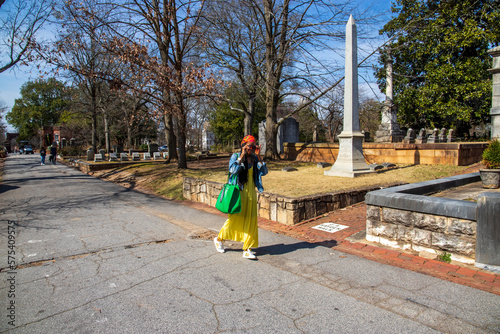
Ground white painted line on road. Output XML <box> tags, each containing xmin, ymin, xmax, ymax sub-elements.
<box><xmin>312</xmin><ymin>222</ymin><xmax>349</xmax><ymax>233</ymax></box>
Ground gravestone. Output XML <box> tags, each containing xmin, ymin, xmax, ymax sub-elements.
<box><xmin>403</xmin><ymin>128</ymin><xmax>415</xmax><ymax>144</ymax></box>
<box><xmin>438</xmin><ymin>128</ymin><xmax>447</xmax><ymax>143</ymax></box>
<box><xmin>312</xmin><ymin>124</ymin><xmax>319</xmax><ymax>142</ymax></box>
<box><xmin>113</xmin><ymin>145</ymin><xmax>123</xmax><ymax>154</ymax></box>
<box><xmin>86</xmin><ymin>148</ymin><xmax>95</xmax><ymax>161</ymax></box>
<box><xmin>427</xmin><ymin>128</ymin><xmax>439</xmax><ymax>143</ymax></box>
<box><xmin>148</xmin><ymin>143</ymin><xmax>158</xmax><ymax>155</ymax></box>
<box><xmin>488</xmin><ymin>46</ymin><xmax>500</xmax><ymax>139</ymax></box>
<box><xmin>324</xmin><ymin>16</ymin><xmax>372</xmax><ymax>177</ymax></box>
<box><xmin>94</xmin><ymin>154</ymin><xmax>103</xmax><ymax>162</ymax></box>
<box><xmin>447</xmin><ymin>129</ymin><xmax>456</xmax><ymax>142</ymax></box>
<box><xmin>99</xmin><ymin>149</ymin><xmax>106</xmax><ymax>160</ymax></box>
<box><xmin>162</xmin><ymin>152</ymin><xmax>168</xmax><ymax>159</ymax></box>
<box><xmin>416</xmin><ymin>128</ymin><xmax>427</xmax><ymax>144</ymax></box>
<box><xmin>109</xmin><ymin>153</ymin><xmax>118</xmax><ymax>161</ymax></box>
<box><xmin>259</xmin><ymin>118</ymin><xmax>299</xmax><ymax>155</ymax></box>
<box><xmin>202</xmin><ymin>122</ymin><xmax>215</xmax><ymax>151</ymax></box>
<box><xmin>153</xmin><ymin>152</ymin><xmax>161</xmax><ymax>160</ymax></box>
<box><xmin>120</xmin><ymin>153</ymin><xmax>129</xmax><ymax>161</ymax></box>
<box><xmin>132</xmin><ymin>152</ymin><xmax>140</xmax><ymax>161</ymax></box>
<box><xmin>282</xmin><ymin>167</ymin><xmax>298</xmax><ymax>172</ymax></box>
<box><xmin>143</xmin><ymin>153</ymin><xmax>151</xmax><ymax>160</ymax></box>
<box><xmin>369</xmin><ymin>163</ymin><xmax>384</xmax><ymax>171</ymax></box>
<box><xmin>317</xmin><ymin>162</ymin><xmax>331</xmax><ymax>168</ymax></box>
<box><xmin>381</xmin><ymin>162</ymin><xmax>396</xmax><ymax>168</ymax></box>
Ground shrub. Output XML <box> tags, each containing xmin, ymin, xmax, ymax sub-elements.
<box><xmin>482</xmin><ymin>139</ymin><xmax>500</xmax><ymax>169</ymax></box>
<box><xmin>139</xmin><ymin>144</ymin><xmax>149</xmax><ymax>151</ymax></box>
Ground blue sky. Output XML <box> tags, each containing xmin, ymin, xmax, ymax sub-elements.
<box><xmin>0</xmin><ymin>1</ymin><xmax>394</xmax><ymax>131</ymax></box>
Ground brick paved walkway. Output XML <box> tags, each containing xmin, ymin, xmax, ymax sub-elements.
<box><xmin>184</xmin><ymin>200</ymin><xmax>500</xmax><ymax>296</ymax></box>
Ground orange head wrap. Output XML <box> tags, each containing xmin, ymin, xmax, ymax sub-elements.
<box><xmin>241</xmin><ymin>135</ymin><xmax>256</xmax><ymax>146</ymax></box>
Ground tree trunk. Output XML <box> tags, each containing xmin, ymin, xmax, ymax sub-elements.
<box><xmin>164</xmin><ymin>112</ymin><xmax>177</xmax><ymax>162</ymax></box>
<box><xmin>90</xmin><ymin>82</ymin><xmax>98</xmax><ymax>152</ymax></box>
<box><xmin>177</xmin><ymin>113</ymin><xmax>187</xmax><ymax>169</ymax></box>
<box><xmin>244</xmin><ymin>96</ymin><xmax>256</xmax><ymax>136</ymax></box>
<box><xmin>104</xmin><ymin>111</ymin><xmax>110</xmax><ymax>153</ymax></box>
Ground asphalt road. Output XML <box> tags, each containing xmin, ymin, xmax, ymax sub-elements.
<box><xmin>1</xmin><ymin>154</ymin><xmax>499</xmax><ymax>333</ymax></box>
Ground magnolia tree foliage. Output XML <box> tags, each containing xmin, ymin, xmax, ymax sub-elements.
<box><xmin>376</xmin><ymin>0</ymin><xmax>500</xmax><ymax>134</ymax></box>
<box><xmin>6</xmin><ymin>78</ymin><xmax>72</xmax><ymax>140</ymax></box>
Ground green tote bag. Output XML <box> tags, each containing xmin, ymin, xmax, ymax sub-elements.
<box><xmin>215</xmin><ymin>173</ymin><xmax>241</xmax><ymax>214</ymax></box>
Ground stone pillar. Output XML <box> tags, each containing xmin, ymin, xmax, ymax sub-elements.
<box><xmin>375</xmin><ymin>47</ymin><xmax>403</xmax><ymax>143</ymax></box>
<box><xmin>488</xmin><ymin>46</ymin><xmax>500</xmax><ymax>139</ymax></box>
<box><xmin>475</xmin><ymin>193</ymin><xmax>500</xmax><ymax>270</ymax></box>
<box><xmin>325</xmin><ymin>16</ymin><xmax>372</xmax><ymax>177</ymax></box>
<box><xmin>258</xmin><ymin>121</ymin><xmax>266</xmax><ymax>154</ymax></box>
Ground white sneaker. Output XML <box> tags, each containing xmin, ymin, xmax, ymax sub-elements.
<box><xmin>242</xmin><ymin>250</ymin><xmax>256</xmax><ymax>260</ymax></box>
<box><xmin>214</xmin><ymin>237</ymin><xmax>225</xmax><ymax>253</ymax></box>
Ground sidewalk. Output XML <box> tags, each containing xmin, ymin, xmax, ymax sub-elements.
<box><xmin>184</xmin><ymin>200</ymin><xmax>500</xmax><ymax>296</ymax></box>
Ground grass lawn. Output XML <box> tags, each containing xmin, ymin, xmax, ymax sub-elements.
<box><xmin>90</xmin><ymin>159</ymin><xmax>472</xmax><ymax>200</ymax></box>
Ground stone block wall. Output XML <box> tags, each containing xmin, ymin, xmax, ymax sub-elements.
<box><xmin>283</xmin><ymin>142</ymin><xmax>487</xmax><ymax>166</ymax></box>
<box><xmin>183</xmin><ymin>177</ymin><xmax>392</xmax><ymax>226</ymax></box>
<box><xmin>366</xmin><ymin>206</ymin><xmax>477</xmax><ymax>264</ymax></box>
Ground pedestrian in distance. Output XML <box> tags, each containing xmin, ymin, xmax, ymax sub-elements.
<box><xmin>40</xmin><ymin>146</ymin><xmax>46</xmax><ymax>165</ymax></box>
<box><xmin>50</xmin><ymin>143</ymin><xmax>57</xmax><ymax>165</ymax></box>
<box><xmin>214</xmin><ymin>135</ymin><xmax>268</xmax><ymax>260</ymax></box>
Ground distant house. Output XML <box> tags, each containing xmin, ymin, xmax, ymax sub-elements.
<box><xmin>42</xmin><ymin>126</ymin><xmax>73</xmax><ymax>147</ymax></box>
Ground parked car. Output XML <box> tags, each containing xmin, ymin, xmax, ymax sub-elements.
<box><xmin>19</xmin><ymin>144</ymin><xmax>34</xmax><ymax>154</ymax></box>
<box><xmin>158</xmin><ymin>145</ymin><xmax>168</xmax><ymax>152</ymax></box>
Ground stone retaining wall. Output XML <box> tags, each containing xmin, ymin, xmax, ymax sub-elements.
<box><xmin>365</xmin><ymin>173</ymin><xmax>481</xmax><ymax>264</ymax></box>
<box><xmin>283</xmin><ymin>142</ymin><xmax>487</xmax><ymax>166</ymax></box>
<box><xmin>183</xmin><ymin>177</ymin><xmax>401</xmax><ymax>226</ymax></box>
<box><xmin>366</xmin><ymin>205</ymin><xmax>476</xmax><ymax>263</ymax></box>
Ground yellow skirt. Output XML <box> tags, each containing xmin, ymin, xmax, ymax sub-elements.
<box><xmin>218</xmin><ymin>168</ymin><xmax>258</xmax><ymax>250</ymax></box>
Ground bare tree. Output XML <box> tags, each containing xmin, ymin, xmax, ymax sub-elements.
<box><xmin>202</xmin><ymin>0</ymin><xmax>266</xmax><ymax>136</ymax></box>
<box><xmin>0</xmin><ymin>0</ymin><xmax>52</xmax><ymax>73</ymax></box>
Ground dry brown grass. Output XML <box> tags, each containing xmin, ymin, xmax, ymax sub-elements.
<box><xmin>90</xmin><ymin>159</ymin><xmax>469</xmax><ymax>200</ymax></box>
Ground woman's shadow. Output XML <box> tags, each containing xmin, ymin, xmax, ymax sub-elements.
<box><xmin>257</xmin><ymin>240</ymin><xmax>338</xmax><ymax>256</ymax></box>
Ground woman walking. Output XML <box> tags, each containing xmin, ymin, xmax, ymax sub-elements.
<box><xmin>214</xmin><ymin>135</ymin><xmax>268</xmax><ymax>259</ymax></box>
<box><xmin>40</xmin><ymin>147</ymin><xmax>46</xmax><ymax>165</ymax></box>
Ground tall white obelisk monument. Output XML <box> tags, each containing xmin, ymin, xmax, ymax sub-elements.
<box><xmin>325</xmin><ymin>15</ymin><xmax>372</xmax><ymax>177</ymax></box>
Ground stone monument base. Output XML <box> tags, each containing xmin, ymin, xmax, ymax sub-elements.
<box><xmin>374</xmin><ymin>124</ymin><xmax>403</xmax><ymax>143</ymax></box>
<box><xmin>324</xmin><ymin>133</ymin><xmax>373</xmax><ymax>178</ymax></box>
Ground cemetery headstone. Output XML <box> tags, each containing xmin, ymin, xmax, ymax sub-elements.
<box><xmin>120</xmin><ymin>153</ymin><xmax>129</xmax><ymax>161</ymax></box>
<box><xmin>438</xmin><ymin>128</ymin><xmax>447</xmax><ymax>142</ymax></box>
<box><xmin>317</xmin><ymin>162</ymin><xmax>331</xmax><ymax>168</ymax></box>
<box><xmin>427</xmin><ymin>128</ymin><xmax>439</xmax><ymax>143</ymax></box>
<box><xmin>369</xmin><ymin>163</ymin><xmax>384</xmax><ymax>171</ymax></box>
<box><xmin>416</xmin><ymin>128</ymin><xmax>427</xmax><ymax>144</ymax></box>
<box><xmin>381</xmin><ymin>162</ymin><xmax>396</xmax><ymax>168</ymax></box>
<box><xmin>98</xmin><ymin>149</ymin><xmax>106</xmax><ymax>160</ymax></box>
<box><xmin>447</xmin><ymin>129</ymin><xmax>456</xmax><ymax>142</ymax></box>
<box><xmin>153</xmin><ymin>152</ymin><xmax>161</xmax><ymax>160</ymax></box>
<box><xmin>109</xmin><ymin>153</ymin><xmax>118</xmax><ymax>161</ymax></box>
<box><xmin>162</xmin><ymin>152</ymin><xmax>168</xmax><ymax>159</ymax></box>
<box><xmin>132</xmin><ymin>152</ymin><xmax>140</xmax><ymax>161</ymax></box>
<box><xmin>148</xmin><ymin>143</ymin><xmax>158</xmax><ymax>155</ymax></box>
<box><xmin>403</xmin><ymin>128</ymin><xmax>415</xmax><ymax>144</ymax></box>
<box><xmin>86</xmin><ymin>148</ymin><xmax>95</xmax><ymax>161</ymax></box>
<box><xmin>94</xmin><ymin>154</ymin><xmax>103</xmax><ymax>162</ymax></box>
<box><xmin>143</xmin><ymin>153</ymin><xmax>151</xmax><ymax>160</ymax></box>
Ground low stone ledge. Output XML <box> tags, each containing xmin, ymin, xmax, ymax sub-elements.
<box><xmin>183</xmin><ymin>177</ymin><xmax>404</xmax><ymax>225</ymax></box>
<box><xmin>365</xmin><ymin>173</ymin><xmax>480</xmax><ymax>220</ymax></box>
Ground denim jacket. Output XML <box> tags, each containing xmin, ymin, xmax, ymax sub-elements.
<box><xmin>228</xmin><ymin>152</ymin><xmax>268</xmax><ymax>193</ymax></box>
